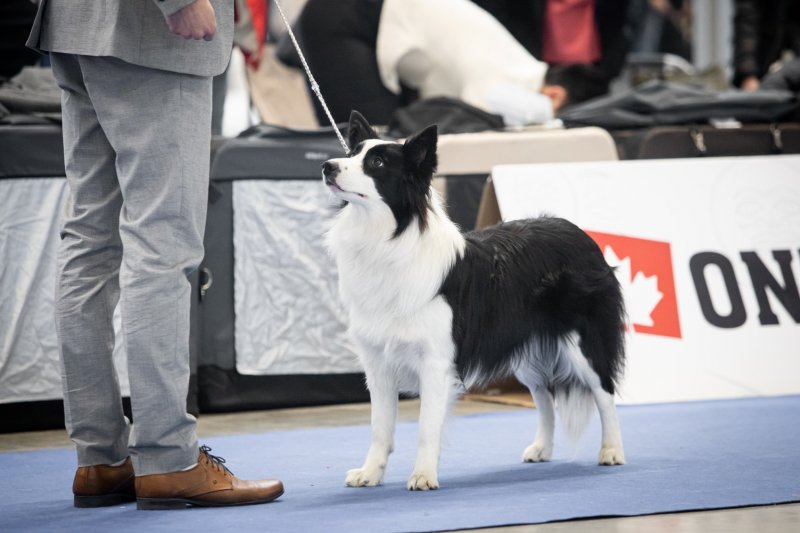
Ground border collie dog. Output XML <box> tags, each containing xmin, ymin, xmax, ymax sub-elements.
<box><xmin>323</xmin><ymin>111</ymin><xmax>626</xmax><ymax>491</ymax></box>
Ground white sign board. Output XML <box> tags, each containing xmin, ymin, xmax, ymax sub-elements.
<box><xmin>492</xmin><ymin>155</ymin><xmax>800</xmax><ymax>404</ymax></box>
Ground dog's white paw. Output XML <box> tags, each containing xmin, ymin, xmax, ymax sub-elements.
<box><xmin>522</xmin><ymin>442</ymin><xmax>553</xmax><ymax>463</ymax></box>
<box><xmin>598</xmin><ymin>446</ymin><xmax>626</xmax><ymax>465</ymax></box>
<box><xmin>345</xmin><ymin>467</ymin><xmax>383</xmax><ymax>487</ymax></box>
<box><xmin>407</xmin><ymin>470</ymin><xmax>439</xmax><ymax>491</ymax></box>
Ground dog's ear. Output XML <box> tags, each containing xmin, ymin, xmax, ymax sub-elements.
<box><xmin>403</xmin><ymin>124</ymin><xmax>438</xmax><ymax>179</ymax></box>
<box><xmin>348</xmin><ymin>110</ymin><xmax>378</xmax><ymax>150</ymax></box>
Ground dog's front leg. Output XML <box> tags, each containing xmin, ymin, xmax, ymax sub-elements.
<box><xmin>346</xmin><ymin>355</ymin><xmax>398</xmax><ymax>487</ymax></box>
<box><xmin>408</xmin><ymin>359</ymin><xmax>457</xmax><ymax>491</ymax></box>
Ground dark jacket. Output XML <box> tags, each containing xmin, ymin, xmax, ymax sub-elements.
<box><xmin>733</xmin><ymin>0</ymin><xmax>800</xmax><ymax>87</ymax></box>
<box><xmin>762</xmin><ymin>58</ymin><xmax>800</xmax><ymax>93</ymax></box>
<box><xmin>761</xmin><ymin>58</ymin><xmax>800</xmax><ymax>120</ymax></box>
<box><xmin>471</xmin><ymin>0</ymin><xmax>630</xmax><ymax>81</ymax></box>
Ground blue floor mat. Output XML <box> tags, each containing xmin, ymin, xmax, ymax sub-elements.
<box><xmin>2</xmin><ymin>396</ymin><xmax>799</xmax><ymax>533</ymax></box>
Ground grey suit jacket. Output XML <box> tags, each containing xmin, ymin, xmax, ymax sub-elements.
<box><xmin>27</xmin><ymin>0</ymin><xmax>234</xmax><ymax>77</ymax></box>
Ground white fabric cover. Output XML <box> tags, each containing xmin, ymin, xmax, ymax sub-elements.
<box><xmin>377</xmin><ymin>0</ymin><xmax>552</xmax><ymax>125</ymax></box>
<box><xmin>0</xmin><ymin>178</ymin><xmax>130</xmax><ymax>403</ymax></box>
<box><xmin>233</xmin><ymin>180</ymin><xmax>360</xmax><ymax>375</ymax></box>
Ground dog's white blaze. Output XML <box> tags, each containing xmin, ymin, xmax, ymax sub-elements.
<box><xmin>324</xmin><ymin>139</ymin><xmax>389</xmax><ymax>202</ymax></box>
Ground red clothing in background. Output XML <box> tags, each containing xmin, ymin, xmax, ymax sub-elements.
<box><xmin>542</xmin><ymin>0</ymin><xmax>601</xmax><ymax>64</ymax></box>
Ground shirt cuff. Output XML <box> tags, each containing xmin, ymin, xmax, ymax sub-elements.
<box><xmin>483</xmin><ymin>84</ymin><xmax>554</xmax><ymax>126</ymax></box>
<box><xmin>153</xmin><ymin>0</ymin><xmax>199</xmax><ymax>18</ymax></box>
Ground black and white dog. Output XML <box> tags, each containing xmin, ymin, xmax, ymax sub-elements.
<box><xmin>323</xmin><ymin>111</ymin><xmax>626</xmax><ymax>491</ymax></box>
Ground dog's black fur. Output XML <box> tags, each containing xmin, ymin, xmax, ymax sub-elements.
<box><xmin>440</xmin><ymin>218</ymin><xmax>626</xmax><ymax>394</ymax></box>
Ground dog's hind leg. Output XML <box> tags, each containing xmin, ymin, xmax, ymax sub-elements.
<box><xmin>575</xmin><ymin>328</ymin><xmax>626</xmax><ymax>466</ymax></box>
<box><xmin>524</xmin><ymin>385</ymin><xmax>556</xmax><ymax>462</ymax></box>
<box><xmin>591</xmin><ymin>384</ymin><xmax>625</xmax><ymax>465</ymax></box>
<box><xmin>515</xmin><ymin>367</ymin><xmax>555</xmax><ymax>462</ymax></box>
<box><xmin>346</xmin><ymin>342</ymin><xmax>399</xmax><ymax>487</ymax></box>
<box><xmin>560</xmin><ymin>331</ymin><xmax>625</xmax><ymax>465</ymax></box>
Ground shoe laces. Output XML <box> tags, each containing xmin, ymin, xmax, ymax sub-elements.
<box><xmin>200</xmin><ymin>445</ymin><xmax>233</xmax><ymax>476</ymax></box>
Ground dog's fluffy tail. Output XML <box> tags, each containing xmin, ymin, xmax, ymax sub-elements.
<box><xmin>555</xmin><ymin>385</ymin><xmax>595</xmax><ymax>444</ymax></box>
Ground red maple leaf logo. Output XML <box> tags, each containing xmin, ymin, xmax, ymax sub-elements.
<box><xmin>586</xmin><ymin>231</ymin><xmax>682</xmax><ymax>339</ymax></box>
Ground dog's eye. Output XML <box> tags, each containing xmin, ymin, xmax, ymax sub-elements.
<box><xmin>369</xmin><ymin>156</ymin><xmax>384</xmax><ymax>168</ymax></box>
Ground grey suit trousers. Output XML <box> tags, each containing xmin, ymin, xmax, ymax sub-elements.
<box><xmin>50</xmin><ymin>53</ymin><xmax>212</xmax><ymax>475</ymax></box>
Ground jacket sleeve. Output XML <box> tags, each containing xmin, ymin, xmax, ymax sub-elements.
<box><xmin>733</xmin><ymin>0</ymin><xmax>761</xmax><ymax>86</ymax></box>
<box><xmin>760</xmin><ymin>58</ymin><xmax>800</xmax><ymax>93</ymax></box>
<box><xmin>153</xmin><ymin>0</ymin><xmax>199</xmax><ymax>18</ymax></box>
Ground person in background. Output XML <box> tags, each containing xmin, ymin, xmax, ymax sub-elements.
<box><xmin>471</xmin><ymin>0</ymin><xmax>631</xmax><ymax>84</ymax></box>
<box><xmin>760</xmin><ymin>57</ymin><xmax>800</xmax><ymax>121</ymax></box>
<box><xmin>26</xmin><ymin>0</ymin><xmax>283</xmax><ymax>510</ymax></box>
<box><xmin>281</xmin><ymin>0</ymin><xmax>401</xmax><ymax>124</ymax></box>
<box><xmin>285</xmin><ymin>0</ymin><xmax>609</xmax><ymax>127</ymax></box>
<box><xmin>0</xmin><ymin>0</ymin><xmax>40</xmax><ymax>77</ymax></box>
<box><xmin>212</xmin><ymin>0</ymin><xmax>269</xmax><ymax>135</ymax></box>
<box><xmin>761</xmin><ymin>57</ymin><xmax>800</xmax><ymax>93</ymax></box>
<box><xmin>627</xmin><ymin>0</ymin><xmax>691</xmax><ymax>60</ymax></box>
<box><xmin>733</xmin><ymin>0</ymin><xmax>800</xmax><ymax>91</ymax></box>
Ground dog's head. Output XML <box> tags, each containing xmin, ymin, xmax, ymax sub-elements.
<box><xmin>322</xmin><ymin>111</ymin><xmax>438</xmax><ymax>237</ymax></box>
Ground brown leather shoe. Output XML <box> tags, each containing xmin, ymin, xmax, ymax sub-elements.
<box><xmin>135</xmin><ymin>445</ymin><xmax>284</xmax><ymax>510</ymax></box>
<box><xmin>73</xmin><ymin>457</ymin><xmax>136</xmax><ymax>508</ymax></box>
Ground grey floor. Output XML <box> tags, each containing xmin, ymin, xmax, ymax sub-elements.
<box><xmin>1</xmin><ymin>399</ymin><xmax>798</xmax><ymax>533</ymax></box>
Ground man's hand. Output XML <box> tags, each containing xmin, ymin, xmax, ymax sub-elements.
<box><xmin>167</xmin><ymin>0</ymin><xmax>217</xmax><ymax>41</ymax></box>
<box><xmin>741</xmin><ymin>75</ymin><xmax>760</xmax><ymax>92</ymax></box>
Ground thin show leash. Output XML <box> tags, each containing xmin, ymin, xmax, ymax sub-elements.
<box><xmin>272</xmin><ymin>0</ymin><xmax>351</xmax><ymax>155</ymax></box>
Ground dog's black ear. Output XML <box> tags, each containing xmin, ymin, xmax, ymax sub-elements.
<box><xmin>348</xmin><ymin>110</ymin><xmax>378</xmax><ymax>150</ymax></box>
<box><xmin>403</xmin><ymin>124</ymin><xmax>438</xmax><ymax>178</ymax></box>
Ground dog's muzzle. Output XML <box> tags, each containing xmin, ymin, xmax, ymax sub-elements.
<box><xmin>322</xmin><ymin>161</ymin><xmax>340</xmax><ymax>186</ymax></box>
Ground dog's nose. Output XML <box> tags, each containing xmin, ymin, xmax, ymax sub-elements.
<box><xmin>322</xmin><ymin>161</ymin><xmax>338</xmax><ymax>176</ymax></box>
<box><xmin>322</xmin><ymin>161</ymin><xmax>339</xmax><ymax>185</ymax></box>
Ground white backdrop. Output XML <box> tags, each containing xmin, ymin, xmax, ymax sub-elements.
<box><xmin>0</xmin><ymin>178</ymin><xmax>130</xmax><ymax>403</ymax></box>
<box><xmin>233</xmin><ymin>180</ymin><xmax>360</xmax><ymax>376</ymax></box>
<box><xmin>493</xmin><ymin>155</ymin><xmax>800</xmax><ymax>404</ymax></box>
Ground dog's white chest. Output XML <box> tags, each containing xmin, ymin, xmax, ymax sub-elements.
<box><xmin>338</xmin><ymin>268</ymin><xmax>438</xmax><ymax>340</ymax></box>
<box><xmin>326</xmin><ymin>199</ymin><xmax>464</xmax><ymax>347</ymax></box>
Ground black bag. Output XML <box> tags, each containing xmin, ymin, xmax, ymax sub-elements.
<box><xmin>0</xmin><ymin>67</ymin><xmax>61</xmax><ymax>120</ymax></box>
<box><xmin>559</xmin><ymin>80</ymin><xmax>799</xmax><ymax>130</ymax></box>
<box><xmin>761</xmin><ymin>58</ymin><xmax>800</xmax><ymax>121</ymax></box>
<box><xmin>613</xmin><ymin>123</ymin><xmax>800</xmax><ymax>159</ymax></box>
<box><xmin>0</xmin><ymin>121</ymin><xmax>64</xmax><ymax>177</ymax></box>
<box><xmin>387</xmin><ymin>97</ymin><xmax>504</xmax><ymax>138</ymax></box>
